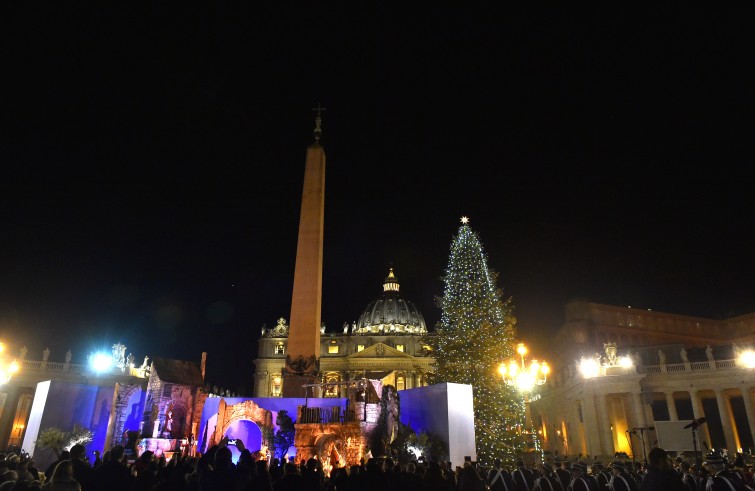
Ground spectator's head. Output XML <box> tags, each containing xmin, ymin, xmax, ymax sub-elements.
<box><xmin>214</xmin><ymin>447</ymin><xmax>233</xmax><ymax>469</ymax></box>
<box><xmin>51</xmin><ymin>461</ymin><xmax>73</xmax><ymax>482</ymax></box>
<box><xmin>110</xmin><ymin>445</ymin><xmax>125</xmax><ymax>463</ymax></box>
<box><xmin>0</xmin><ymin>470</ymin><xmax>16</xmax><ymax>484</ymax></box>
<box><xmin>648</xmin><ymin>448</ymin><xmax>669</xmax><ymax>470</ymax></box>
<box><xmin>703</xmin><ymin>452</ymin><xmax>725</xmax><ymax>474</ymax></box>
<box><xmin>138</xmin><ymin>451</ymin><xmax>154</xmax><ymax>463</ymax></box>
<box><xmin>237</xmin><ymin>449</ymin><xmax>254</xmax><ymax>468</ymax></box>
<box><xmin>494</xmin><ymin>458</ymin><xmax>502</xmax><ymax>468</ymax></box>
<box><xmin>571</xmin><ymin>462</ymin><xmax>586</xmax><ymax>476</ymax></box>
<box><xmin>69</xmin><ymin>445</ymin><xmax>86</xmax><ymax>462</ymax></box>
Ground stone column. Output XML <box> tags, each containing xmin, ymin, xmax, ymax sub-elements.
<box><xmin>740</xmin><ymin>387</ymin><xmax>755</xmax><ymax>447</ymax></box>
<box><xmin>582</xmin><ymin>389</ymin><xmax>602</xmax><ymax>457</ymax></box>
<box><xmin>595</xmin><ymin>392</ymin><xmax>615</xmax><ymax>458</ymax></box>
<box><xmin>689</xmin><ymin>390</ymin><xmax>711</xmax><ymax>447</ymax></box>
<box><xmin>666</xmin><ymin>392</ymin><xmax>679</xmax><ymax>421</ymax></box>
<box><xmin>714</xmin><ymin>389</ymin><xmax>737</xmax><ymax>452</ymax></box>
<box><xmin>631</xmin><ymin>392</ymin><xmax>648</xmax><ymax>460</ymax></box>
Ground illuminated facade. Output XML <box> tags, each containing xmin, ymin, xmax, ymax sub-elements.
<box><xmin>530</xmin><ymin>300</ymin><xmax>755</xmax><ymax>460</ymax></box>
<box><xmin>252</xmin><ymin>268</ymin><xmax>436</xmax><ymax>397</ymax></box>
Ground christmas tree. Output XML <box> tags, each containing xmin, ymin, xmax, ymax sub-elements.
<box><xmin>428</xmin><ymin>216</ymin><xmax>525</xmax><ymax>465</ymax></box>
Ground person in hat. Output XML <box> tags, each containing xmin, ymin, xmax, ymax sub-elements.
<box><xmin>555</xmin><ymin>460</ymin><xmax>571</xmax><ymax>491</ymax></box>
<box><xmin>594</xmin><ymin>462</ymin><xmax>611</xmax><ymax>491</ymax></box>
<box><xmin>488</xmin><ymin>458</ymin><xmax>513</xmax><ymax>491</ymax></box>
<box><xmin>703</xmin><ymin>452</ymin><xmax>747</xmax><ymax>491</ymax></box>
<box><xmin>568</xmin><ymin>462</ymin><xmax>593</xmax><ymax>491</ymax></box>
<box><xmin>639</xmin><ymin>448</ymin><xmax>684</xmax><ymax>491</ymax></box>
<box><xmin>609</xmin><ymin>461</ymin><xmax>637</xmax><ymax>491</ymax></box>
<box><xmin>678</xmin><ymin>460</ymin><xmax>698</xmax><ymax>491</ymax></box>
<box><xmin>535</xmin><ymin>462</ymin><xmax>564</xmax><ymax>491</ymax></box>
<box><xmin>513</xmin><ymin>459</ymin><xmax>535</xmax><ymax>491</ymax></box>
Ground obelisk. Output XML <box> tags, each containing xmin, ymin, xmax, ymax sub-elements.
<box><xmin>281</xmin><ymin>106</ymin><xmax>326</xmax><ymax>397</ymax></box>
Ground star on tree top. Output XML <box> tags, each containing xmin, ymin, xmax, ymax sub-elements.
<box><xmin>460</xmin><ymin>216</ymin><xmax>470</xmax><ymax>224</ymax></box>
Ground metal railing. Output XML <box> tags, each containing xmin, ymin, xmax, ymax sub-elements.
<box><xmin>637</xmin><ymin>358</ymin><xmax>744</xmax><ymax>374</ymax></box>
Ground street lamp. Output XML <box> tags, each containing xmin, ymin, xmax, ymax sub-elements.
<box><xmin>0</xmin><ymin>343</ymin><xmax>20</xmax><ymax>385</ymax></box>
<box><xmin>498</xmin><ymin>342</ymin><xmax>550</xmax><ymax>451</ymax></box>
<box><xmin>498</xmin><ymin>343</ymin><xmax>550</xmax><ymax>393</ymax></box>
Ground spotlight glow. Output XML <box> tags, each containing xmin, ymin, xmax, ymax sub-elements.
<box><xmin>738</xmin><ymin>350</ymin><xmax>755</xmax><ymax>368</ymax></box>
<box><xmin>90</xmin><ymin>353</ymin><xmax>113</xmax><ymax>373</ymax></box>
<box><xmin>579</xmin><ymin>358</ymin><xmax>600</xmax><ymax>378</ymax></box>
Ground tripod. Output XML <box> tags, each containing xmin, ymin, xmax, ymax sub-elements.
<box><xmin>684</xmin><ymin>417</ymin><xmax>706</xmax><ymax>469</ymax></box>
<box><xmin>625</xmin><ymin>430</ymin><xmax>636</xmax><ymax>466</ymax></box>
<box><xmin>629</xmin><ymin>427</ymin><xmax>653</xmax><ymax>464</ymax></box>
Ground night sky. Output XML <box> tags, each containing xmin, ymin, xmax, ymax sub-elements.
<box><xmin>2</xmin><ymin>6</ymin><xmax>752</xmax><ymax>393</ymax></box>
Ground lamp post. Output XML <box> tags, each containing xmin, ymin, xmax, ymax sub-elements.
<box><xmin>0</xmin><ymin>343</ymin><xmax>20</xmax><ymax>385</ymax></box>
<box><xmin>498</xmin><ymin>342</ymin><xmax>550</xmax><ymax>447</ymax></box>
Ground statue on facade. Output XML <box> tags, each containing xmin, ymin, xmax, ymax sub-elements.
<box><xmin>112</xmin><ymin>343</ymin><xmax>127</xmax><ymax>370</ymax></box>
<box><xmin>603</xmin><ymin>342</ymin><xmax>618</xmax><ymax>366</ymax></box>
<box><xmin>19</xmin><ymin>346</ymin><xmax>27</xmax><ymax>360</ymax></box>
<box><xmin>706</xmin><ymin>345</ymin><xmax>714</xmax><ymax>362</ymax></box>
<box><xmin>65</xmin><ymin>350</ymin><xmax>72</xmax><ymax>364</ymax></box>
<box><xmin>42</xmin><ymin>347</ymin><xmax>50</xmax><ymax>361</ymax></box>
<box><xmin>127</xmin><ymin>353</ymin><xmax>135</xmax><ymax>367</ymax></box>
<box><xmin>680</xmin><ymin>347</ymin><xmax>689</xmax><ymax>363</ymax></box>
<box><xmin>657</xmin><ymin>350</ymin><xmax>666</xmax><ymax>365</ymax></box>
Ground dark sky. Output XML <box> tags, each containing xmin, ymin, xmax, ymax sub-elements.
<box><xmin>2</xmin><ymin>6</ymin><xmax>752</xmax><ymax>393</ymax></box>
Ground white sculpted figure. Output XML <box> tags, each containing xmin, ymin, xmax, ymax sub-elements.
<box><xmin>657</xmin><ymin>350</ymin><xmax>666</xmax><ymax>365</ymax></box>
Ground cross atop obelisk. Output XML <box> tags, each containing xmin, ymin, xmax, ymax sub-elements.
<box><xmin>312</xmin><ymin>103</ymin><xmax>326</xmax><ymax>144</ymax></box>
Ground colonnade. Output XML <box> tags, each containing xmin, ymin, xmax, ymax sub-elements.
<box><xmin>533</xmin><ymin>374</ymin><xmax>755</xmax><ymax>460</ymax></box>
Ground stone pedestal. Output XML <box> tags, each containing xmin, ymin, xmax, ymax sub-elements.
<box><xmin>282</xmin><ymin>373</ymin><xmax>320</xmax><ymax>398</ymax></box>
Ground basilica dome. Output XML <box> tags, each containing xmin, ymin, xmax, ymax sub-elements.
<box><xmin>353</xmin><ymin>268</ymin><xmax>427</xmax><ymax>335</ymax></box>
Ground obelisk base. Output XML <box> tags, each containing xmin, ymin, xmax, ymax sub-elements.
<box><xmin>282</xmin><ymin>373</ymin><xmax>320</xmax><ymax>398</ymax></box>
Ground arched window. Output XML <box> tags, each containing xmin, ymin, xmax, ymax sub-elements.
<box><xmin>274</xmin><ymin>342</ymin><xmax>285</xmax><ymax>355</ymax></box>
<box><xmin>396</xmin><ymin>375</ymin><xmax>405</xmax><ymax>391</ymax></box>
<box><xmin>271</xmin><ymin>375</ymin><xmax>282</xmax><ymax>397</ymax></box>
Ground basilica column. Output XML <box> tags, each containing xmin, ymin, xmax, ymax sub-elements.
<box><xmin>595</xmin><ymin>392</ymin><xmax>615</xmax><ymax>458</ymax></box>
<box><xmin>740</xmin><ymin>387</ymin><xmax>755</xmax><ymax>447</ymax></box>
<box><xmin>689</xmin><ymin>390</ymin><xmax>711</xmax><ymax>446</ymax></box>
<box><xmin>714</xmin><ymin>389</ymin><xmax>737</xmax><ymax>452</ymax></box>
<box><xmin>582</xmin><ymin>389</ymin><xmax>602</xmax><ymax>457</ymax></box>
<box><xmin>666</xmin><ymin>392</ymin><xmax>679</xmax><ymax>421</ymax></box>
<box><xmin>631</xmin><ymin>392</ymin><xmax>648</xmax><ymax>460</ymax></box>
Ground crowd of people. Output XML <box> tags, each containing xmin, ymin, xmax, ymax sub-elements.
<box><xmin>0</xmin><ymin>443</ymin><xmax>753</xmax><ymax>491</ymax></box>
<box><xmin>485</xmin><ymin>448</ymin><xmax>754</xmax><ymax>491</ymax></box>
